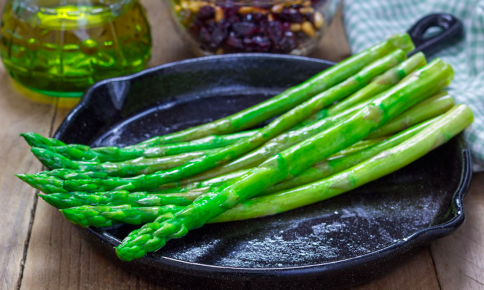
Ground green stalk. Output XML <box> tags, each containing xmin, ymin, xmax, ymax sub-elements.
<box><xmin>114</xmin><ymin>59</ymin><xmax>454</xmax><ymax>261</ymax></box>
<box><xmin>211</xmin><ymin>104</ymin><xmax>473</xmax><ymax>222</ymax></box>
<box><xmin>368</xmin><ymin>91</ymin><xmax>454</xmax><ymax>138</ymax></box>
<box><xmin>20</xmin><ymin>50</ymin><xmax>409</xmax><ymax>193</ymax></box>
<box><xmin>40</xmin><ymin>190</ymin><xmax>197</xmax><ymax>209</ymax></box>
<box><xmin>32</xmin><ymin>149</ymin><xmax>208</xmax><ymax>177</ymax></box>
<box><xmin>61</xmin><ymin>204</ymin><xmax>185</xmax><ymax>228</ymax></box>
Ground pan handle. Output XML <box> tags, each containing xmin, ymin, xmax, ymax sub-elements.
<box><xmin>407</xmin><ymin>13</ymin><xmax>464</xmax><ymax>56</ymax></box>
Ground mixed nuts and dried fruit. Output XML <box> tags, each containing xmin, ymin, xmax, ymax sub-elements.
<box><xmin>172</xmin><ymin>0</ymin><xmax>326</xmax><ymax>54</ymax></box>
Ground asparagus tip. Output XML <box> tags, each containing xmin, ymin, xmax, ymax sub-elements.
<box><xmin>20</xmin><ymin>132</ymin><xmax>55</xmax><ymax>148</ymax></box>
<box><xmin>31</xmin><ymin>147</ymin><xmax>80</xmax><ymax>170</ymax></box>
<box><xmin>17</xmin><ymin>173</ymin><xmax>67</xmax><ymax>194</ymax></box>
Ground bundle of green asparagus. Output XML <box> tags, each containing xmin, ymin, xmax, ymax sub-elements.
<box><xmin>16</xmin><ymin>33</ymin><xmax>474</xmax><ymax>262</ymax></box>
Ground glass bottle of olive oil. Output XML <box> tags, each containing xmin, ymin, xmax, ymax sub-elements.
<box><xmin>0</xmin><ymin>0</ymin><xmax>151</xmax><ymax>97</ymax></box>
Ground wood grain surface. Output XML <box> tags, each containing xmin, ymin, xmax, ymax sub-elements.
<box><xmin>0</xmin><ymin>0</ymin><xmax>482</xmax><ymax>289</ymax></box>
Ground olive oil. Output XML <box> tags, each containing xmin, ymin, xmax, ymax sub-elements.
<box><xmin>0</xmin><ymin>0</ymin><xmax>151</xmax><ymax>97</ymax></box>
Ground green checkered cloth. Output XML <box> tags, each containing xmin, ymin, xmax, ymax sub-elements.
<box><xmin>343</xmin><ymin>0</ymin><xmax>484</xmax><ymax>171</ymax></box>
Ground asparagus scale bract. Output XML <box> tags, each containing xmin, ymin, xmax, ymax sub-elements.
<box><xmin>114</xmin><ymin>59</ymin><xmax>454</xmax><ymax>261</ymax></box>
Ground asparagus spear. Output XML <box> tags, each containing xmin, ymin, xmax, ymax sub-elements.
<box><xmin>211</xmin><ymin>104</ymin><xmax>473</xmax><ymax>222</ymax></box>
<box><xmin>40</xmin><ymin>190</ymin><xmax>198</xmax><ymax>209</ymax></box>
<box><xmin>43</xmin><ymin>169</ymin><xmax>110</xmax><ymax>180</ymax></box>
<box><xmin>26</xmin><ymin>131</ymin><xmax>259</xmax><ymax>163</ymax></box>
<box><xmin>32</xmin><ymin>149</ymin><xmax>208</xmax><ymax>176</ymax></box>
<box><xmin>368</xmin><ymin>91</ymin><xmax>453</xmax><ymax>138</ymax></box>
<box><xmin>61</xmin><ymin>204</ymin><xmax>185</xmax><ymax>227</ymax></box>
<box><xmin>114</xmin><ymin>59</ymin><xmax>454</xmax><ymax>261</ymax></box>
<box><xmin>19</xmin><ymin>50</ymin><xmax>409</xmax><ymax>193</ymax></box>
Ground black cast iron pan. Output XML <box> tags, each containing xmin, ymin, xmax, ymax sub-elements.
<box><xmin>53</xmin><ymin>13</ymin><xmax>468</xmax><ymax>290</ymax></box>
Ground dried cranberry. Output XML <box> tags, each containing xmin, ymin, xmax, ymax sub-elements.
<box><xmin>267</xmin><ymin>21</ymin><xmax>284</xmax><ymax>43</ymax></box>
<box><xmin>226</xmin><ymin>34</ymin><xmax>244</xmax><ymax>50</ymax></box>
<box><xmin>210</xmin><ymin>26</ymin><xmax>226</xmax><ymax>48</ymax></box>
<box><xmin>197</xmin><ymin>6</ymin><xmax>215</xmax><ymax>21</ymax></box>
<box><xmin>242</xmin><ymin>36</ymin><xmax>271</xmax><ymax>52</ymax></box>
<box><xmin>232</xmin><ymin>22</ymin><xmax>259</xmax><ymax>37</ymax></box>
<box><xmin>282</xmin><ymin>21</ymin><xmax>291</xmax><ymax>31</ymax></box>
<box><xmin>226</xmin><ymin>14</ymin><xmax>241</xmax><ymax>24</ymax></box>
<box><xmin>252</xmin><ymin>36</ymin><xmax>272</xmax><ymax>52</ymax></box>
<box><xmin>199</xmin><ymin>26</ymin><xmax>211</xmax><ymax>44</ymax></box>
<box><xmin>273</xmin><ymin>31</ymin><xmax>297</xmax><ymax>53</ymax></box>
<box><xmin>252</xmin><ymin>13</ymin><xmax>266</xmax><ymax>22</ymax></box>
<box><xmin>279</xmin><ymin>8</ymin><xmax>304</xmax><ymax>23</ymax></box>
<box><xmin>224</xmin><ymin>6</ymin><xmax>239</xmax><ymax>17</ymax></box>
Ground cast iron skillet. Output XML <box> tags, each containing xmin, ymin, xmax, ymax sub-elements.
<box><xmin>54</xmin><ymin>14</ymin><xmax>469</xmax><ymax>290</ymax></box>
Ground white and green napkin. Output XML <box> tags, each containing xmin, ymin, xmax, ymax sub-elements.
<box><xmin>343</xmin><ymin>0</ymin><xmax>484</xmax><ymax>171</ymax></box>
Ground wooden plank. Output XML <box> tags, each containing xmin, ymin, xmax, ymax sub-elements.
<box><xmin>351</xmin><ymin>249</ymin><xmax>440</xmax><ymax>290</ymax></box>
<box><xmin>431</xmin><ymin>172</ymin><xmax>484</xmax><ymax>290</ymax></box>
<box><xmin>0</xmin><ymin>46</ymin><xmax>57</xmax><ymax>289</ymax></box>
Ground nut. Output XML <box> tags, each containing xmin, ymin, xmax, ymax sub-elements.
<box><xmin>216</xmin><ymin>48</ymin><xmax>224</xmax><ymax>54</ymax></box>
<box><xmin>174</xmin><ymin>4</ymin><xmax>181</xmax><ymax>12</ymax></box>
<box><xmin>299</xmin><ymin>7</ymin><xmax>314</xmax><ymax>14</ymax></box>
<box><xmin>271</xmin><ymin>4</ymin><xmax>284</xmax><ymax>13</ymax></box>
<box><xmin>238</xmin><ymin>6</ymin><xmax>253</xmax><ymax>14</ymax></box>
<box><xmin>215</xmin><ymin>6</ymin><xmax>224</xmax><ymax>22</ymax></box>
<box><xmin>290</xmin><ymin>23</ymin><xmax>301</xmax><ymax>32</ymax></box>
<box><xmin>302</xmin><ymin>0</ymin><xmax>311</xmax><ymax>6</ymax></box>
<box><xmin>314</xmin><ymin>11</ymin><xmax>324</xmax><ymax>29</ymax></box>
<box><xmin>268</xmin><ymin>14</ymin><xmax>275</xmax><ymax>21</ymax></box>
<box><xmin>302</xmin><ymin>21</ymin><xmax>316</xmax><ymax>38</ymax></box>
<box><xmin>253</xmin><ymin>7</ymin><xmax>268</xmax><ymax>14</ymax></box>
<box><xmin>186</xmin><ymin>1</ymin><xmax>201</xmax><ymax>13</ymax></box>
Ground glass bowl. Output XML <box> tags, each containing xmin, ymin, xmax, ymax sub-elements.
<box><xmin>165</xmin><ymin>0</ymin><xmax>339</xmax><ymax>56</ymax></box>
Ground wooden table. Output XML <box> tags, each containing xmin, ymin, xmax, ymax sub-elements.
<box><xmin>1</xmin><ymin>1</ymin><xmax>483</xmax><ymax>289</ymax></box>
